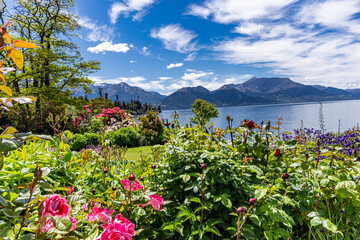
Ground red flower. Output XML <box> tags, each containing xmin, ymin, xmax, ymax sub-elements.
<box><xmin>245</xmin><ymin>120</ymin><xmax>255</xmax><ymax>129</ymax></box>
<box><xmin>138</xmin><ymin>194</ymin><xmax>163</xmax><ymax>211</ymax></box>
<box><xmin>66</xmin><ymin>187</ymin><xmax>74</xmax><ymax>195</ymax></box>
<box><xmin>97</xmin><ymin>214</ymin><xmax>135</xmax><ymax>240</ymax></box>
<box><xmin>87</xmin><ymin>206</ymin><xmax>114</xmax><ymax>223</ymax></box>
<box><xmin>121</xmin><ymin>179</ymin><xmax>143</xmax><ymax>192</ymax></box>
<box><xmin>41</xmin><ymin>194</ymin><xmax>69</xmax><ymax>218</ymax></box>
<box><xmin>274</xmin><ymin>149</ymin><xmax>282</xmax><ymax>157</ymax></box>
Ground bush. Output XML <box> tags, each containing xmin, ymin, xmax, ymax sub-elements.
<box><xmin>104</xmin><ymin>127</ymin><xmax>140</xmax><ymax>147</ymax></box>
<box><xmin>69</xmin><ymin>132</ymin><xmax>100</xmax><ymax>151</ymax></box>
<box><xmin>138</xmin><ymin>111</ymin><xmax>166</xmax><ymax>145</ymax></box>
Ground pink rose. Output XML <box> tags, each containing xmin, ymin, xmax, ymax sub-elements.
<box><xmin>87</xmin><ymin>206</ymin><xmax>114</xmax><ymax>223</ymax></box>
<box><xmin>66</xmin><ymin>187</ymin><xmax>74</xmax><ymax>195</ymax></box>
<box><xmin>41</xmin><ymin>216</ymin><xmax>77</xmax><ymax>232</ymax></box>
<box><xmin>41</xmin><ymin>194</ymin><xmax>69</xmax><ymax>218</ymax></box>
<box><xmin>97</xmin><ymin>214</ymin><xmax>134</xmax><ymax>240</ymax></box>
<box><xmin>120</xmin><ymin>179</ymin><xmax>143</xmax><ymax>192</ymax></box>
<box><xmin>138</xmin><ymin>194</ymin><xmax>163</xmax><ymax>211</ymax></box>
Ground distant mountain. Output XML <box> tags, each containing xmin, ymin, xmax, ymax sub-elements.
<box><xmin>75</xmin><ymin>78</ymin><xmax>360</xmax><ymax>110</ymax></box>
<box><xmin>75</xmin><ymin>82</ymin><xmax>165</xmax><ymax>104</ymax></box>
<box><xmin>160</xmin><ymin>77</ymin><xmax>360</xmax><ymax>109</ymax></box>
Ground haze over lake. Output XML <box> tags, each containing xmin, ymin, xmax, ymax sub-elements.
<box><xmin>159</xmin><ymin>100</ymin><xmax>360</xmax><ymax>133</ymax></box>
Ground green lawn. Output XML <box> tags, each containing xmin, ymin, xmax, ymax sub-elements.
<box><xmin>124</xmin><ymin>146</ymin><xmax>153</xmax><ymax>161</ymax></box>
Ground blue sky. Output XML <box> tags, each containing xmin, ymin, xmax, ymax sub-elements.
<box><xmin>10</xmin><ymin>0</ymin><xmax>360</xmax><ymax>94</ymax></box>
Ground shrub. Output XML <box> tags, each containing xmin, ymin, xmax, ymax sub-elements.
<box><xmin>104</xmin><ymin>127</ymin><xmax>140</xmax><ymax>147</ymax></box>
<box><xmin>138</xmin><ymin>111</ymin><xmax>166</xmax><ymax>145</ymax></box>
<box><xmin>69</xmin><ymin>132</ymin><xmax>100</xmax><ymax>151</ymax></box>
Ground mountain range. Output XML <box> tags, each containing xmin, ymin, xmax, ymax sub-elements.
<box><xmin>75</xmin><ymin>77</ymin><xmax>360</xmax><ymax>110</ymax></box>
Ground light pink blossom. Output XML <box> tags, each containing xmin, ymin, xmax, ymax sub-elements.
<box><xmin>121</xmin><ymin>179</ymin><xmax>143</xmax><ymax>192</ymax></box>
<box><xmin>97</xmin><ymin>214</ymin><xmax>134</xmax><ymax>240</ymax></box>
<box><xmin>138</xmin><ymin>194</ymin><xmax>163</xmax><ymax>211</ymax></box>
<box><xmin>66</xmin><ymin>187</ymin><xmax>74</xmax><ymax>195</ymax></box>
<box><xmin>87</xmin><ymin>206</ymin><xmax>114</xmax><ymax>223</ymax></box>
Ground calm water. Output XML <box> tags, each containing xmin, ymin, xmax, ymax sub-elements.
<box><xmin>159</xmin><ymin>100</ymin><xmax>360</xmax><ymax>133</ymax></box>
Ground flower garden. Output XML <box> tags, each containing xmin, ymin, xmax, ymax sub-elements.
<box><xmin>1</xmin><ymin>14</ymin><xmax>360</xmax><ymax>240</ymax></box>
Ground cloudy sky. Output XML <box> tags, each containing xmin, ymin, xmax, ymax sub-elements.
<box><xmin>17</xmin><ymin>0</ymin><xmax>360</xmax><ymax>94</ymax></box>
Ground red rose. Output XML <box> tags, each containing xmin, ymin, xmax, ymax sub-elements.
<box><xmin>245</xmin><ymin>120</ymin><xmax>255</xmax><ymax>129</ymax></box>
<box><xmin>41</xmin><ymin>194</ymin><xmax>69</xmax><ymax>218</ymax></box>
<box><xmin>274</xmin><ymin>149</ymin><xmax>282</xmax><ymax>157</ymax></box>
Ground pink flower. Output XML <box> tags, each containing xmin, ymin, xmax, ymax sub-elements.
<box><xmin>121</xmin><ymin>179</ymin><xmax>143</xmax><ymax>192</ymax></box>
<box><xmin>41</xmin><ymin>194</ymin><xmax>69</xmax><ymax>218</ymax></box>
<box><xmin>87</xmin><ymin>206</ymin><xmax>114</xmax><ymax>223</ymax></box>
<box><xmin>41</xmin><ymin>216</ymin><xmax>77</xmax><ymax>232</ymax></box>
<box><xmin>97</xmin><ymin>214</ymin><xmax>134</xmax><ymax>240</ymax></box>
<box><xmin>82</xmin><ymin>201</ymin><xmax>97</xmax><ymax>211</ymax></box>
<box><xmin>66</xmin><ymin>187</ymin><xmax>74</xmax><ymax>195</ymax></box>
<box><xmin>138</xmin><ymin>194</ymin><xmax>163</xmax><ymax>211</ymax></box>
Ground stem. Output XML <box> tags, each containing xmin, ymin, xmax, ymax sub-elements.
<box><xmin>236</xmin><ymin>214</ymin><xmax>242</xmax><ymax>240</ymax></box>
<box><xmin>239</xmin><ymin>206</ymin><xmax>253</xmax><ymax>234</ymax></box>
<box><xmin>129</xmin><ymin>181</ymin><xmax>133</xmax><ymax>211</ymax></box>
<box><xmin>200</xmin><ymin>169</ymin><xmax>205</xmax><ymax>224</ymax></box>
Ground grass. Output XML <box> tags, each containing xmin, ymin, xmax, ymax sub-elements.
<box><xmin>124</xmin><ymin>146</ymin><xmax>153</xmax><ymax>161</ymax></box>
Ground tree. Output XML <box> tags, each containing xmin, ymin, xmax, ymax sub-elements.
<box><xmin>190</xmin><ymin>99</ymin><xmax>218</xmax><ymax>127</ymax></box>
<box><xmin>8</xmin><ymin>0</ymin><xmax>100</xmax><ymax>109</ymax></box>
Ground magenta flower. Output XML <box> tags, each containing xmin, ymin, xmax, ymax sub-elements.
<box><xmin>97</xmin><ymin>214</ymin><xmax>134</xmax><ymax>240</ymax></box>
<box><xmin>87</xmin><ymin>206</ymin><xmax>114</xmax><ymax>223</ymax></box>
<box><xmin>41</xmin><ymin>216</ymin><xmax>77</xmax><ymax>232</ymax></box>
<box><xmin>121</xmin><ymin>179</ymin><xmax>143</xmax><ymax>192</ymax></box>
<box><xmin>41</xmin><ymin>194</ymin><xmax>69</xmax><ymax>218</ymax></box>
<box><xmin>139</xmin><ymin>194</ymin><xmax>163</xmax><ymax>211</ymax></box>
<box><xmin>66</xmin><ymin>187</ymin><xmax>74</xmax><ymax>195</ymax></box>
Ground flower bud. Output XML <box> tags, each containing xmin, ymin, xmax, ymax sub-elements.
<box><xmin>249</xmin><ymin>198</ymin><xmax>257</xmax><ymax>206</ymax></box>
<box><xmin>201</xmin><ymin>163</ymin><xmax>207</xmax><ymax>169</ymax></box>
<box><xmin>151</xmin><ymin>164</ymin><xmax>156</xmax><ymax>169</ymax></box>
<box><xmin>274</xmin><ymin>149</ymin><xmax>282</xmax><ymax>157</ymax></box>
<box><xmin>112</xmin><ymin>186</ymin><xmax>117</xmax><ymax>191</ymax></box>
<box><xmin>282</xmin><ymin>173</ymin><xmax>290</xmax><ymax>180</ymax></box>
<box><xmin>128</xmin><ymin>174</ymin><xmax>136</xmax><ymax>181</ymax></box>
<box><xmin>140</xmin><ymin>176</ymin><xmax>144</xmax><ymax>181</ymax></box>
<box><xmin>91</xmin><ymin>189</ymin><xmax>96</xmax><ymax>194</ymax></box>
<box><xmin>103</xmin><ymin>167</ymin><xmax>108</xmax><ymax>174</ymax></box>
<box><xmin>236</xmin><ymin>207</ymin><xmax>245</xmax><ymax>215</ymax></box>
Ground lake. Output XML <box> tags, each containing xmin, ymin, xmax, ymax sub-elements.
<box><xmin>159</xmin><ymin>100</ymin><xmax>360</xmax><ymax>133</ymax></box>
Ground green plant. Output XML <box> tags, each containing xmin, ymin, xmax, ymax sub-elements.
<box><xmin>190</xmin><ymin>99</ymin><xmax>219</xmax><ymax>128</ymax></box>
<box><xmin>138</xmin><ymin>110</ymin><xmax>166</xmax><ymax>145</ymax></box>
<box><xmin>68</xmin><ymin>132</ymin><xmax>100</xmax><ymax>151</ymax></box>
<box><xmin>105</xmin><ymin>126</ymin><xmax>140</xmax><ymax>147</ymax></box>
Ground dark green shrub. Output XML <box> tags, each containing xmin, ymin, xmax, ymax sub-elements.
<box><xmin>138</xmin><ymin>110</ymin><xmax>166</xmax><ymax>145</ymax></box>
<box><xmin>104</xmin><ymin>127</ymin><xmax>140</xmax><ymax>147</ymax></box>
<box><xmin>69</xmin><ymin>132</ymin><xmax>100</xmax><ymax>151</ymax></box>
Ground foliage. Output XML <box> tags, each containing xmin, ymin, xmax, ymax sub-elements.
<box><xmin>138</xmin><ymin>110</ymin><xmax>167</xmax><ymax>145</ymax></box>
<box><xmin>8</xmin><ymin>0</ymin><xmax>100</xmax><ymax>110</ymax></box>
<box><xmin>190</xmin><ymin>99</ymin><xmax>219</xmax><ymax>127</ymax></box>
<box><xmin>68</xmin><ymin>132</ymin><xmax>100</xmax><ymax>151</ymax></box>
<box><xmin>104</xmin><ymin>126</ymin><xmax>140</xmax><ymax>148</ymax></box>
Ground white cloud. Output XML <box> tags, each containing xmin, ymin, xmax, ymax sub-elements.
<box><xmin>140</xmin><ymin>46</ymin><xmax>151</xmax><ymax>56</ymax></box>
<box><xmin>109</xmin><ymin>0</ymin><xmax>156</xmax><ymax>23</ymax></box>
<box><xmin>186</xmin><ymin>0</ymin><xmax>295</xmax><ymax>24</ymax></box>
<box><xmin>184</xmin><ymin>52</ymin><xmax>198</xmax><ymax>61</ymax></box>
<box><xmin>150</xmin><ymin>24</ymin><xmax>198</xmax><ymax>53</ymax></box>
<box><xmin>87</xmin><ymin>42</ymin><xmax>131</xmax><ymax>54</ymax></box>
<box><xmin>166</xmin><ymin>63</ymin><xmax>184</xmax><ymax>69</ymax></box>
<box><xmin>130</xmin><ymin>60</ymin><xmax>137</xmax><ymax>63</ymax></box>
<box><xmin>233</xmin><ymin>22</ymin><xmax>264</xmax><ymax>35</ymax></box>
<box><xmin>158</xmin><ymin>77</ymin><xmax>172</xmax><ymax>81</ymax></box>
<box><xmin>298</xmin><ymin>0</ymin><xmax>360</xmax><ymax>33</ymax></box>
<box><xmin>77</xmin><ymin>16</ymin><xmax>115</xmax><ymax>42</ymax></box>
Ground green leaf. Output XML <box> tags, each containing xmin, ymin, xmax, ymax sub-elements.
<box><xmin>220</xmin><ymin>195</ymin><xmax>232</xmax><ymax>209</ymax></box>
<box><xmin>85</xmin><ymin>227</ymin><xmax>99</xmax><ymax>240</ymax></box>
<box><xmin>255</xmin><ymin>188</ymin><xmax>267</xmax><ymax>200</ymax></box>
<box><xmin>249</xmin><ymin>214</ymin><xmax>261</xmax><ymax>226</ymax></box>
<box><xmin>310</xmin><ymin>217</ymin><xmax>323</xmax><ymax>227</ymax></box>
<box><xmin>249</xmin><ymin>165</ymin><xmax>263</xmax><ymax>176</ymax></box>
<box><xmin>264</xmin><ymin>231</ymin><xmax>273</xmax><ymax>240</ymax></box>
<box><xmin>323</xmin><ymin>219</ymin><xmax>337</xmax><ymax>233</ymax></box>
<box><xmin>180</xmin><ymin>174</ymin><xmax>191</xmax><ymax>183</ymax></box>
<box><xmin>336</xmin><ymin>181</ymin><xmax>356</xmax><ymax>190</ymax></box>
<box><xmin>52</xmin><ymin>216</ymin><xmax>72</xmax><ymax>232</ymax></box>
<box><xmin>0</xmin><ymin>138</ymin><xmax>22</xmax><ymax>152</ymax></box>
